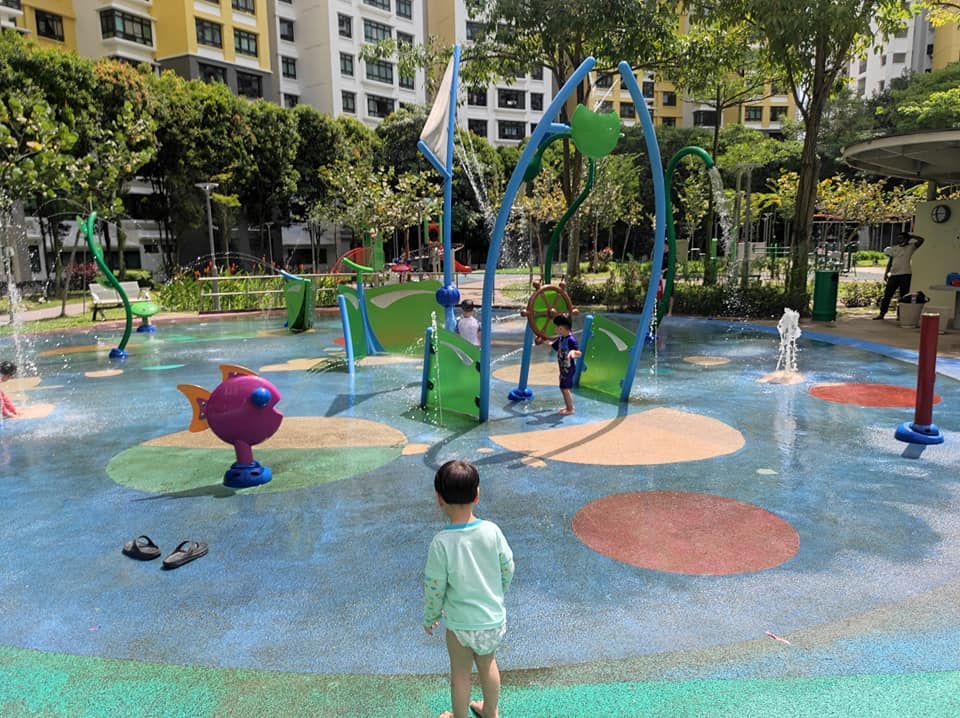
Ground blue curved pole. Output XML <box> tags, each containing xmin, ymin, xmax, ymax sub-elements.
<box><xmin>479</xmin><ymin>57</ymin><xmax>597</xmax><ymax>421</ymax></box>
<box><xmin>617</xmin><ymin>61</ymin><xmax>667</xmax><ymax>403</ymax></box>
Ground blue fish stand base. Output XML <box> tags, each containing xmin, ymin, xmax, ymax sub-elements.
<box><xmin>224</xmin><ymin>461</ymin><xmax>273</xmax><ymax>488</ymax></box>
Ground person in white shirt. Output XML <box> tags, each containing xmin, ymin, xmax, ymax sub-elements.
<box><xmin>455</xmin><ymin>300</ymin><xmax>481</xmax><ymax>346</ymax></box>
<box><xmin>876</xmin><ymin>230</ymin><xmax>924</xmax><ymax>320</ymax></box>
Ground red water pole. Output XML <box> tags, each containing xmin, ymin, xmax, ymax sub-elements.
<box><xmin>895</xmin><ymin>312</ymin><xmax>944</xmax><ymax>445</ymax></box>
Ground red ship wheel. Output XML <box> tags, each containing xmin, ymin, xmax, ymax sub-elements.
<box><xmin>521</xmin><ymin>282</ymin><xmax>578</xmax><ymax>341</ymax></box>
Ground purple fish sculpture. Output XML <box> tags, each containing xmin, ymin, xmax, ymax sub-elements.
<box><xmin>178</xmin><ymin>364</ymin><xmax>283</xmax><ymax>488</ymax></box>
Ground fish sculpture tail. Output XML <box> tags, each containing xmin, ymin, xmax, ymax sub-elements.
<box><xmin>176</xmin><ymin>384</ymin><xmax>212</xmax><ymax>432</ymax></box>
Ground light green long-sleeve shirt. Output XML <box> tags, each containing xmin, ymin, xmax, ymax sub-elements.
<box><xmin>423</xmin><ymin>519</ymin><xmax>514</xmax><ymax>630</ymax></box>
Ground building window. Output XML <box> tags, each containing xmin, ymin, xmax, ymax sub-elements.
<box><xmin>769</xmin><ymin>106</ymin><xmax>788</xmax><ymax>121</ymax></box>
<box><xmin>35</xmin><ymin>10</ymin><xmax>64</xmax><ymax>41</ymax></box>
<box><xmin>465</xmin><ymin>21</ymin><xmax>484</xmax><ymax>40</ymax></box>
<box><xmin>769</xmin><ymin>82</ymin><xmax>783</xmax><ymax>95</ymax></box>
<box><xmin>342</xmin><ymin>90</ymin><xmax>356</xmax><ymax>114</ymax></box>
<box><xmin>284</xmin><ymin>93</ymin><xmax>299</xmax><ymax>108</ymax></box>
<box><xmin>662</xmin><ymin>91</ymin><xmax>676</xmax><ymax>106</ymax></box>
<box><xmin>693</xmin><ymin>109</ymin><xmax>716</xmax><ymax>126</ymax></box>
<box><xmin>892</xmin><ymin>52</ymin><xmax>906</xmax><ymax>63</ymax></box>
<box><xmin>498</xmin><ymin>88</ymin><xmax>524</xmax><ymax>110</ymax></box>
<box><xmin>199</xmin><ymin>62</ymin><xmax>227</xmax><ymax>84</ymax></box>
<box><xmin>894</xmin><ymin>25</ymin><xmax>908</xmax><ymax>38</ymax></box>
<box><xmin>367</xmin><ymin>94</ymin><xmax>395</xmax><ymax>118</ymax></box>
<box><xmin>363</xmin><ymin>19</ymin><xmax>391</xmax><ymax>43</ymax></box>
<box><xmin>467</xmin><ymin>119</ymin><xmax>487</xmax><ymax>138</ymax></box>
<box><xmin>281</xmin><ymin>55</ymin><xmax>297</xmax><ymax>79</ymax></box>
<box><xmin>498</xmin><ymin>120</ymin><xmax>525</xmax><ymax>140</ymax></box>
<box><xmin>338</xmin><ymin>13</ymin><xmax>352</xmax><ymax>38</ymax></box>
<box><xmin>530</xmin><ymin>92</ymin><xmax>543</xmax><ymax>111</ymax></box>
<box><xmin>660</xmin><ymin>116</ymin><xmax>676</xmax><ymax>127</ymax></box>
<box><xmin>397</xmin><ymin>31</ymin><xmax>413</xmax><ymax>47</ymax></box>
<box><xmin>857</xmin><ymin>77</ymin><xmax>866</xmax><ymax>95</ymax></box>
<box><xmin>467</xmin><ymin>89</ymin><xmax>486</xmax><ymax>106</ymax></box>
<box><xmin>365</xmin><ymin>59</ymin><xmax>394</xmax><ymax>84</ymax></box>
<box><xmin>234</xmin><ymin>29</ymin><xmax>258</xmax><ymax>57</ymax></box>
<box><xmin>598</xmin><ymin>100</ymin><xmax>613</xmax><ymax>113</ymax></box>
<box><xmin>642</xmin><ymin>81</ymin><xmax>654</xmax><ymax>98</ymax></box>
<box><xmin>744</xmin><ymin>106</ymin><xmax>762</xmax><ymax>122</ymax></box>
<box><xmin>340</xmin><ymin>52</ymin><xmax>354</xmax><ymax>77</ymax></box>
<box><xmin>100</xmin><ymin>9</ymin><xmax>153</xmax><ymax>46</ymax></box>
<box><xmin>880</xmin><ymin>54</ymin><xmax>887</xmax><ymax>66</ymax></box>
<box><xmin>595</xmin><ymin>73</ymin><xmax>613</xmax><ymax>88</ymax></box>
<box><xmin>878</xmin><ymin>79</ymin><xmax>885</xmax><ymax>92</ymax></box>
<box><xmin>195</xmin><ymin>18</ymin><xmax>222</xmax><ymax>48</ymax></box>
<box><xmin>858</xmin><ymin>58</ymin><xmax>867</xmax><ymax>73</ymax></box>
<box><xmin>619</xmin><ymin>101</ymin><xmax>635</xmax><ymax>119</ymax></box>
<box><xmin>363</xmin><ymin>0</ymin><xmax>390</xmax><ymax>9</ymax></box>
<box><xmin>236</xmin><ymin>71</ymin><xmax>262</xmax><ymax>99</ymax></box>
<box><xmin>397</xmin><ymin>0</ymin><xmax>412</xmax><ymax>19</ymax></box>
<box><xmin>532</xmin><ymin>66</ymin><xmax>543</xmax><ymax>80</ymax></box>
<box><xmin>279</xmin><ymin>18</ymin><xmax>294</xmax><ymax>41</ymax></box>
<box><xmin>279</xmin><ymin>0</ymin><xmax>292</xmax><ymax>3</ymax></box>
<box><xmin>399</xmin><ymin>74</ymin><xmax>414</xmax><ymax>90</ymax></box>
<box><xmin>232</xmin><ymin>0</ymin><xmax>255</xmax><ymax>13</ymax></box>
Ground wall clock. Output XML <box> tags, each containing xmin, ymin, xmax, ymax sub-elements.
<box><xmin>932</xmin><ymin>204</ymin><xmax>952</xmax><ymax>224</ymax></box>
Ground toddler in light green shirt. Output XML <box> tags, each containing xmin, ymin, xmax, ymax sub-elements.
<box><xmin>424</xmin><ymin>460</ymin><xmax>514</xmax><ymax>718</ymax></box>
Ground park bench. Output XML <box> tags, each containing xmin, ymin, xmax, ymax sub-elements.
<box><xmin>89</xmin><ymin>281</ymin><xmax>146</xmax><ymax>320</ymax></box>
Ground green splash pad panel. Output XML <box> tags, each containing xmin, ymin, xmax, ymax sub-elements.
<box><xmin>107</xmin><ymin>445</ymin><xmax>402</xmax><ymax>495</ymax></box>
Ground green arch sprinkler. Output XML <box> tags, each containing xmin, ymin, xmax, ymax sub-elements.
<box><xmin>659</xmin><ymin>146</ymin><xmax>716</xmax><ymax>324</ymax></box>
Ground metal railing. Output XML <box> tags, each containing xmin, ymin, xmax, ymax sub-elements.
<box><xmin>196</xmin><ymin>273</ymin><xmax>357</xmax><ymax>314</ymax></box>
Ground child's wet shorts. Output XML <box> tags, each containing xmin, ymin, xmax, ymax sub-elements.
<box><xmin>559</xmin><ymin>373</ymin><xmax>575</xmax><ymax>390</ymax></box>
<box><xmin>450</xmin><ymin>622</ymin><xmax>507</xmax><ymax>655</ymax></box>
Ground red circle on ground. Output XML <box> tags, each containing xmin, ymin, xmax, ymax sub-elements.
<box><xmin>334</xmin><ymin>337</ymin><xmax>345</xmax><ymax>346</ymax></box>
<box><xmin>809</xmin><ymin>382</ymin><xmax>940</xmax><ymax>408</ymax></box>
<box><xmin>572</xmin><ymin>491</ymin><xmax>799</xmax><ymax>575</ymax></box>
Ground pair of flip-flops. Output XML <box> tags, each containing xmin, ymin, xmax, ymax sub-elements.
<box><xmin>122</xmin><ymin>535</ymin><xmax>208</xmax><ymax>569</ymax></box>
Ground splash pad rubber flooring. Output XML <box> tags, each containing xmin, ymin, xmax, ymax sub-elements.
<box><xmin>3</xmin><ymin>314</ymin><xmax>960</xmax><ymax>717</ymax></box>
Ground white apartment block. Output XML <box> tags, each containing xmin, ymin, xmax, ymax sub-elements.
<box><xmin>429</xmin><ymin>0</ymin><xmax>551</xmax><ymax>147</ymax></box>
<box><xmin>74</xmin><ymin>0</ymin><xmax>155</xmax><ymax>67</ymax></box>
<box><xmin>849</xmin><ymin>10</ymin><xmax>934</xmax><ymax>98</ymax></box>
<box><xmin>269</xmin><ymin>0</ymin><xmax>427</xmax><ymax>123</ymax></box>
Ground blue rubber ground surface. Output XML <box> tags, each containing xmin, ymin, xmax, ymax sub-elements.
<box><xmin>2</xmin><ymin>314</ymin><xmax>960</xmax><ymax>716</ymax></box>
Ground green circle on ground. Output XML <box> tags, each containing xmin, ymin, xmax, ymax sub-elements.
<box><xmin>107</xmin><ymin>444</ymin><xmax>403</xmax><ymax>496</ymax></box>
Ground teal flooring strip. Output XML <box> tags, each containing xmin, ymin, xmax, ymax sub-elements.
<box><xmin>3</xmin><ymin>646</ymin><xmax>960</xmax><ymax>717</ymax></box>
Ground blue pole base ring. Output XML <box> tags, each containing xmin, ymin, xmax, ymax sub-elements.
<box><xmin>895</xmin><ymin>421</ymin><xmax>944</xmax><ymax>445</ymax></box>
<box><xmin>223</xmin><ymin>461</ymin><xmax>273</xmax><ymax>488</ymax></box>
<box><xmin>136</xmin><ymin>324</ymin><xmax>156</xmax><ymax>333</ymax></box>
<box><xmin>508</xmin><ymin>387</ymin><xmax>534</xmax><ymax>402</ymax></box>
<box><xmin>108</xmin><ymin>348</ymin><xmax>128</xmax><ymax>360</ymax></box>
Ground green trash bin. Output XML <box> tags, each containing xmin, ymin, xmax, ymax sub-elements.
<box><xmin>812</xmin><ymin>270</ymin><xmax>839</xmax><ymax>322</ymax></box>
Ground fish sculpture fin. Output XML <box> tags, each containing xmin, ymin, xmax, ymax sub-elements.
<box><xmin>220</xmin><ymin>364</ymin><xmax>258</xmax><ymax>381</ymax></box>
<box><xmin>176</xmin><ymin>384</ymin><xmax>211</xmax><ymax>432</ymax></box>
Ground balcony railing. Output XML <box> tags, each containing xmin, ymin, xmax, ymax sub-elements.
<box><xmin>0</xmin><ymin>0</ymin><xmax>22</xmax><ymax>10</ymax></box>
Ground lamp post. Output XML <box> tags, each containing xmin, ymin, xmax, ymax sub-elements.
<box><xmin>195</xmin><ymin>182</ymin><xmax>220</xmax><ymax>311</ymax></box>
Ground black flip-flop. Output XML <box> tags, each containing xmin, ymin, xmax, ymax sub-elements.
<box><xmin>122</xmin><ymin>535</ymin><xmax>161</xmax><ymax>561</ymax></box>
<box><xmin>162</xmin><ymin>540</ymin><xmax>208</xmax><ymax>570</ymax></box>
<box><xmin>469</xmin><ymin>703</ymin><xmax>484</xmax><ymax>718</ymax></box>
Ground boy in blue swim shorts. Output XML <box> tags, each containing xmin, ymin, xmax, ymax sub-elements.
<box><xmin>424</xmin><ymin>460</ymin><xmax>514</xmax><ymax>718</ymax></box>
<box><xmin>550</xmin><ymin>314</ymin><xmax>581</xmax><ymax>415</ymax></box>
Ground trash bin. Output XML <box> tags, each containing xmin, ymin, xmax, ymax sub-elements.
<box><xmin>897</xmin><ymin>291</ymin><xmax>928</xmax><ymax>328</ymax></box>
<box><xmin>811</xmin><ymin>270</ymin><xmax>839</xmax><ymax>322</ymax></box>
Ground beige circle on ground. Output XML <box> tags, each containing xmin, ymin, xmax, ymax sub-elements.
<box><xmin>85</xmin><ymin>369</ymin><xmax>124</xmax><ymax>378</ymax></box>
<box><xmin>683</xmin><ymin>355</ymin><xmax>730</xmax><ymax>367</ymax></box>
<box><xmin>8</xmin><ymin>402</ymin><xmax>55</xmax><ymax>419</ymax></box>
<box><xmin>260</xmin><ymin>358</ymin><xmax>325</xmax><ymax>372</ymax></box>
<box><xmin>144</xmin><ymin>415</ymin><xmax>407</xmax><ymax>450</ymax></box>
<box><xmin>38</xmin><ymin>343</ymin><xmax>119</xmax><ymax>357</ymax></box>
<box><xmin>758</xmin><ymin>370</ymin><xmax>804</xmax><ymax>385</ymax></box>
<box><xmin>3</xmin><ymin>377</ymin><xmax>42</xmax><ymax>392</ymax></box>
<box><xmin>403</xmin><ymin>443</ymin><xmax>430</xmax><ymax>455</ymax></box>
<box><xmin>492</xmin><ymin>360</ymin><xmax>558</xmax><ymax>386</ymax></box>
<box><xmin>492</xmin><ymin>408</ymin><xmax>744</xmax><ymax>465</ymax></box>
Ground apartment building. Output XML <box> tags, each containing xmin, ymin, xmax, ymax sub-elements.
<box><xmin>848</xmin><ymin>10</ymin><xmax>934</xmax><ymax>98</ymax></box>
<box><xmin>270</xmin><ymin>0</ymin><xmax>426</xmax><ymax>122</ymax></box>
<box><xmin>0</xmin><ymin>0</ymin><xmax>77</xmax><ymax>50</ymax></box>
<box><xmin>427</xmin><ymin>0</ymin><xmax>550</xmax><ymax>146</ymax></box>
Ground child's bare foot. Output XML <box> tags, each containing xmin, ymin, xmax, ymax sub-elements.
<box><xmin>438</xmin><ymin>711</ymin><xmax>454</xmax><ymax>718</ymax></box>
<box><xmin>558</xmin><ymin>407</ymin><xmax>574</xmax><ymax>415</ymax></box>
<box><xmin>469</xmin><ymin>701</ymin><xmax>487</xmax><ymax>717</ymax></box>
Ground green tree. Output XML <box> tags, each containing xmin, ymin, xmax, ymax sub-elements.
<box><xmin>704</xmin><ymin>0</ymin><xmax>909</xmax><ymax>299</ymax></box>
<box><xmin>459</xmin><ymin>0</ymin><xmax>681</xmax><ymax>278</ymax></box>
